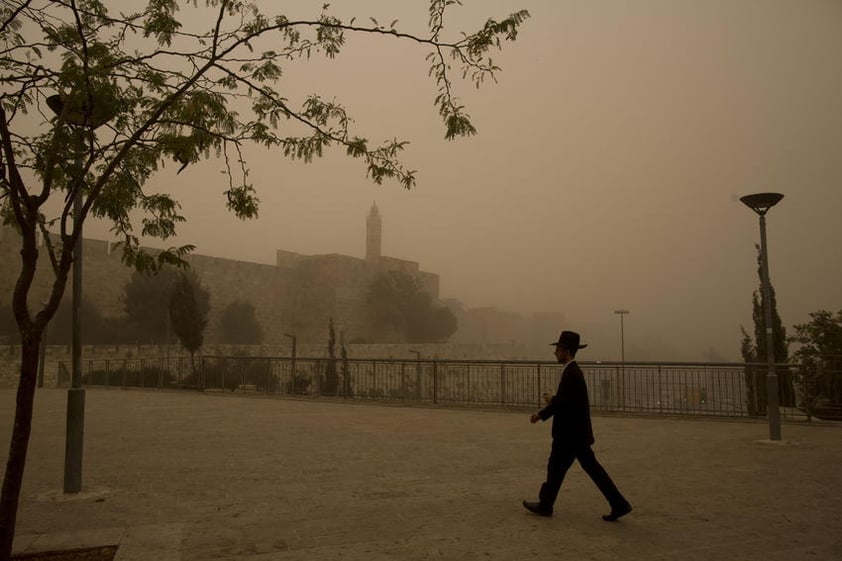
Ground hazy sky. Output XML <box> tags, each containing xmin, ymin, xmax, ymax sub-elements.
<box><xmin>77</xmin><ymin>0</ymin><xmax>842</xmax><ymax>361</ymax></box>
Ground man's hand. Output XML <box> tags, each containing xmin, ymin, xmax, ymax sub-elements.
<box><xmin>542</xmin><ymin>392</ymin><xmax>553</xmax><ymax>405</ymax></box>
<box><xmin>530</xmin><ymin>413</ymin><xmax>540</xmax><ymax>424</ymax></box>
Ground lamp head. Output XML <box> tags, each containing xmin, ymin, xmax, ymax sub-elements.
<box><xmin>740</xmin><ymin>193</ymin><xmax>784</xmax><ymax>216</ymax></box>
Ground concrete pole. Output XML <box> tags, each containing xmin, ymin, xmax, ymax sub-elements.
<box><xmin>758</xmin><ymin>214</ymin><xmax>782</xmax><ymax>441</ymax></box>
<box><xmin>64</xmin><ymin>187</ymin><xmax>86</xmax><ymax>493</ymax></box>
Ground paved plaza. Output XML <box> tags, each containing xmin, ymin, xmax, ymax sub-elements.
<box><xmin>3</xmin><ymin>388</ymin><xmax>842</xmax><ymax>561</ymax></box>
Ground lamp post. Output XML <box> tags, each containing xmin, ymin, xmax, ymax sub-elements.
<box><xmin>613</xmin><ymin>309</ymin><xmax>629</xmax><ymax>410</ymax></box>
<box><xmin>613</xmin><ymin>309</ymin><xmax>629</xmax><ymax>364</ymax></box>
<box><xmin>47</xmin><ymin>91</ymin><xmax>116</xmax><ymax>493</ymax></box>
<box><xmin>740</xmin><ymin>192</ymin><xmax>784</xmax><ymax>441</ymax></box>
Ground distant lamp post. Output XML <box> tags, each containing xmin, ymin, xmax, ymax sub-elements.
<box><xmin>47</xmin><ymin>90</ymin><xmax>117</xmax><ymax>494</ymax></box>
<box><xmin>740</xmin><ymin>192</ymin><xmax>784</xmax><ymax>441</ymax></box>
<box><xmin>284</xmin><ymin>332</ymin><xmax>297</xmax><ymax>358</ymax></box>
<box><xmin>613</xmin><ymin>309</ymin><xmax>629</xmax><ymax>410</ymax></box>
<box><xmin>613</xmin><ymin>309</ymin><xmax>630</xmax><ymax>363</ymax></box>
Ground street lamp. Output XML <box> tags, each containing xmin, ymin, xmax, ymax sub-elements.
<box><xmin>284</xmin><ymin>332</ymin><xmax>297</xmax><ymax>359</ymax></box>
<box><xmin>740</xmin><ymin>192</ymin><xmax>784</xmax><ymax>441</ymax></box>
<box><xmin>47</xmin><ymin>90</ymin><xmax>117</xmax><ymax>494</ymax></box>
<box><xmin>613</xmin><ymin>309</ymin><xmax>629</xmax><ymax>363</ymax></box>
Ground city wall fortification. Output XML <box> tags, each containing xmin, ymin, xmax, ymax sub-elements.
<box><xmin>0</xmin><ymin>218</ymin><xmax>439</xmax><ymax>346</ymax></box>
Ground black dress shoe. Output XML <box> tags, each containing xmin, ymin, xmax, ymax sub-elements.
<box><xmin>522</xmin><ymin>500</ymin><xmax>553</xmax><ymax>517</ymax></box>
<box><xmin>602</xmin><ymin>502</ymin><xmax>632</xmax><ymax>522</ymax></box>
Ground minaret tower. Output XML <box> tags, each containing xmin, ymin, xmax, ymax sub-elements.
<box><xmin>366</xmin><ymin>202</ymin><xmax>382</xmax><ymax>264</ymax></box>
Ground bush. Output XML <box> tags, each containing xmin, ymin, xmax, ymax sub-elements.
<box><xmin>182</xmin><ymin>357</ymin><xmax>279</xmax><ymax>392</ymax></box>
<box><xmin>84</xmin><ymin>366</ymin><xmax>173</xmax><ymax>387</ymax></box>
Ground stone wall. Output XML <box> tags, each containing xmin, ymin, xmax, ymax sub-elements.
<box><xmin>1</xmin><ymin>225</ymin><xmax>440</xmax><ymax>348</ymax></box>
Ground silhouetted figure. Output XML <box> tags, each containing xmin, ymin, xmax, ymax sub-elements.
<box><xmin>523</xmin><ymin>330</ymin><xmax>632</xmax><ymax>521</ymax></box>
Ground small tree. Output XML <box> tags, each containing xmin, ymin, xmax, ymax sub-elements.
<box><xmin>739</xmin><ymin>245</ymin><xmax>791</xmax><ymax>414</ymax></box>
<box><xmin>0</xmin><ymin>2</ymin><xmax>528</xmax><ymax>556</ymax></box>
<box><xmin>124</xmin><ymin>268</ymin><xmax>179</xmax><ymax>344</ymax></box>
<box><xmin>367</xmin><ymin>271</ymin><xmax>458</xmax><ymax>343</ymax></box>
<box><xmin>169</xmin><ymin>272</ymin><xmax>210</xmax><ymax>374</ymax></box>
<box><xmin>220</xmin><ymin>300</ymin><xmax>262</xmax><ymax>345</ymax></box>
<box><xmin>790</xmin><ymin>310</ymin><xmax>842</xmax><ymax>418</ymax></box>
<box><xmin>322</xmin><ymin>317</ymin><xmax>339</xmax><ymax>396</ymax></box>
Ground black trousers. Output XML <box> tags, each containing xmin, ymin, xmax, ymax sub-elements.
<box><xmin>538</xmin><ymin>443</ymin><xmax>627</xmax><ymax>508</ymax></box>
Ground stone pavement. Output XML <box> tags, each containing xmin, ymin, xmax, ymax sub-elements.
<box><xmin>3</xmin><ymin>388</ymin><xmax>841</xmax><ymax>561</ymax></box>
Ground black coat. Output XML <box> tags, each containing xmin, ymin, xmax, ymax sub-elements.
<box><xmin>538</xmin><ymin>360</ymin><xmax>595</xmax><ymax>448</ymax></box>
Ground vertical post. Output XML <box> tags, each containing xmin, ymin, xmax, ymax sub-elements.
<box><xmin>500</xmin><ymin>363</ymin><xmax>506</xmax><ymax>406</ymax></box>
<box><xmin>64</xmin><ymin>188</ymin><xmax>85</xmax><ymax>494</ymax></box>
<box><xmin>614</xmin><ymin>309</ymin><xmax>629</xmax><ymax>411</ymax></box>
<box><xmin>432</xmin><ymin>361</ymin><xmax>438</xmax><ymax>404</ymax></box>
<box><xmin>758</xmin><ymin>214</ymin><xmax>782</xmax><ymax>440</ymax></box>
<box><xmin>285</xmin><ymin>333</ymin><xmax>297</xmax><ymax>394</ymax></box>
<box><xmin>620</xmin><ymin>313</ymin><xmax>625</xmax><ymax>363</ymax></box>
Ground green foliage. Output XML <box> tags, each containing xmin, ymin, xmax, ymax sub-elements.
<box><xmin>366</xmin><ymin>271</ymin><xmax>458</xmax><ymax>343</ymax></box>
<box><xmin>790</xmin><ymin>310</ymin><xmax>842</xmax><ymax>364</ymax></box>
<box><xmin>220</xmin><ymin>300</ymin><xmax>263</xmax><ymax>344</ymax></box>
<box><xmin>124</xmin><ymin>268</ymin><xmax>179</xmax><ymax>344</ymax></box>
<box><xmin>286</xmin><ymin>373</ymin><xmax>312</xmax><ymax>396</ymax></box>
<box><xmin>1</xmin><ymin>298</ymin><xmax>137</xmax><ymax>345</ymax></box>
<box><xmin>169</xmin><ymin>271</ymin><xmax>210</xmax><ymax>356</ymax></box>
<box><xmin>2</xmin><ymin>1</ymin><xmax>529</xmax><ymax>269</ymax></box>
<box><xmin>185</xmin><ymin>357</ymin><xmax>277</xmax><ymax>392</ymax></box>
<box><xmin>84</xmin><ymin>366</ymin><xmax>173</xmax><ymax>388</ymax></box>
<box><xmin>740</xmin><ymin>247</ymin><xmax>789</xmax><ymax>359</ymax></box>
<box><xmin>322</xmin><ymin>317</ymin><xmax>339</xmax><ymax>395</ymax></box>
<box><xmin>790</xmin><ymin>311</ymin><xmax>842</xmax><ymax>420</ymax></box>
<box><xmin>739</xmin><ymin>245</ymin><xmax>793</xmax><ymax>412</ymax></box>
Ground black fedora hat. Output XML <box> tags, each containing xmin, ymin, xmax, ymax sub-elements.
<box><xmin>550</xmin><ymin>330</ymin><xmax>588</xmax><ymax>350</ymax></box>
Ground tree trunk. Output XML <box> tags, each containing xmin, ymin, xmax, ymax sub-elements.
<box><xmin>0</xmin><ymin>335</ymin><xmax>41</xmax><ymax>561</ymax></box>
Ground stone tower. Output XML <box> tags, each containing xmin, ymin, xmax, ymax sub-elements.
<box><xmin>366</xmin><ymin>202</ymin><xmax>382</xmax><ymax>263</ymax></box>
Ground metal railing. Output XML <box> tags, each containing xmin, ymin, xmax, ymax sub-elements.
<box><xmin>66</xmin><ymin>356</ymin><xmax>842</xmax><ymax>421</ymax></box>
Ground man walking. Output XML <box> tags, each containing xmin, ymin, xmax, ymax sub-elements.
<box><xmin>523</xmin><ymin>330</ymin><xmax>632</xmax><ymax>521</ymax></box>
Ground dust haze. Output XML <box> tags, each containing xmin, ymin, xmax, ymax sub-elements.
<box><xmin>77</xmin><ymin>0</ymin><xmax>842</xmax><ymax>361</ymax></box>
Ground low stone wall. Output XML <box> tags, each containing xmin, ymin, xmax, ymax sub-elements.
<box><xmin>0</xmin><ymin>341</ymin><xmax>527</xmax><ymax>389</ymax></box>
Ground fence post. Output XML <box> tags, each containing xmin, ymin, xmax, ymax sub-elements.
<box><xmin>401</xmin><ymin>362</ymin><xmax>406</xmax><ymax>401</ymax></box>
<box><xmin>433</xmin><ymin>361</ymin><xmax>438</xmax><ymax>404</ymax></box>
<box><xmin>537</xmin><ymin>364</ymin><xmax>541</xmax><ymax>407</ymax></box>
<box><xmin>658</xmin><ymin>364</ymin><xmax>663</xmax><ymax>414</ymax></box>
<box><xmin>500</xmin><ymin>363</ymin><xmax>506</xmax><ymax>405</ymax></box>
